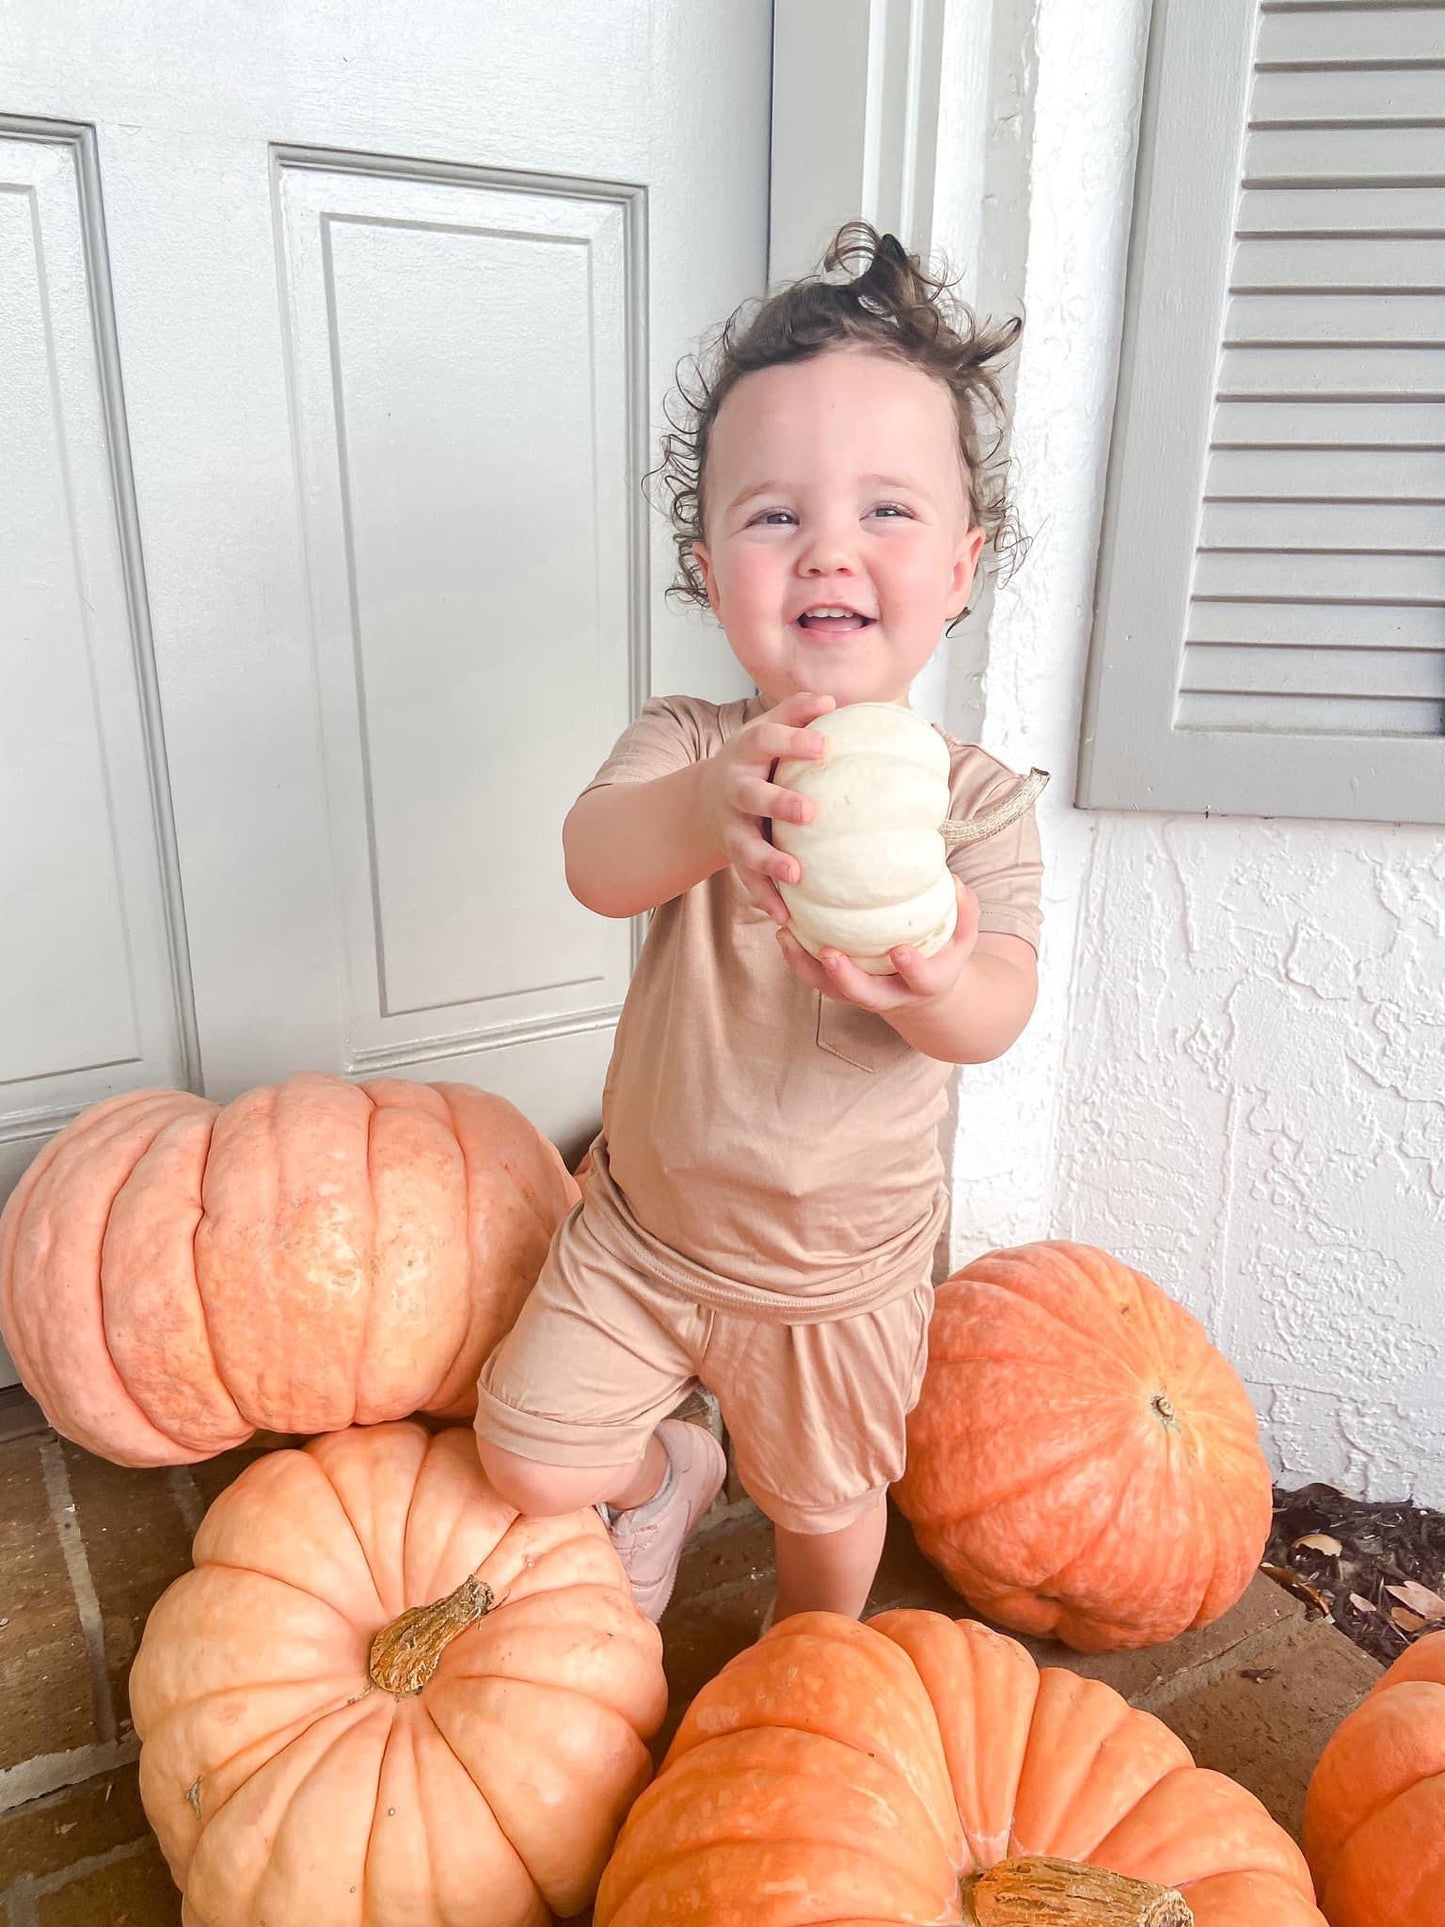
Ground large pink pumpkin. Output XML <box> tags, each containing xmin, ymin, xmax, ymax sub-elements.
<box><xmin>0</xmin><ymin>1073</ymin><xmax>577</xmax><ymax>1465</ymax></box>
<box><xmin>130</xmin><ymin>1421</ymin><xmax>668</xmax><ymax>1926</ymax></box>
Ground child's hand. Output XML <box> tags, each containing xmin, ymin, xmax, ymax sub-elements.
<box><xmin>701</xmin><ymin>691</ymin><xmax>836</xmax><ymax>922</ymax></box>
<box><xmin>775</xmin><ymin>879</ymin><xmax>982</xmax><ymax>1011</ymax></box>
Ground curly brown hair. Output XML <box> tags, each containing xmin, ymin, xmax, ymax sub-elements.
<box><xmin>651</xmin><ymin>222</ymin><xmax>1025</xmax><ymax>611</ymax></box>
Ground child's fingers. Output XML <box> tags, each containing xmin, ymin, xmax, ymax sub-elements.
<box><xmin>886</xmin><ymin>946</ymin><xmax>942</xmax><ymax>996</ymax></box>
<box><xmin>729</xmin><ymin>830</ymin><xmax>798</xmax><ymax>886</ymax></box>
<box><xmin>816</xmin><ymin>947</ymin><xmax>895</xmax><ymax>1009</ymax></box>
<box><xmin>741</xmin><ymin>692</ymin><xmax>835</xmax><ymax>768</ymax></box>
<box><xmin>743</xmin><ymin>874</ymin><xmax>791</xmax><ymax>924</ymax></box>
<box><xmin>769</xmin><ymin>690</ymin><xmax>836</xmax><ymax>729</ymax></box>
<box><xmin>776</xmin><ymin>927</ymin><xmax>836</xmax><ymax>991</ymax></box>
<box><xmin>747</xmin><ymin>720</ymin><xmax>829</xmax><ymax>769</ymax></box>
<box><xmin>734</xmin><ymin>774</ymin><xmax>815</xmax><ymax>827</ymax></box>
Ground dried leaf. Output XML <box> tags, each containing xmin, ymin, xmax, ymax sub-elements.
<box><xmin>1240</xmin><ymin>1666</ymin><xmax>1280</xmax><ymax>1682</ymax></box>
<box><xmin>1293</xmin><ymin>1532</ymin><xmax>1344</xmax><ymax>1557</ymax></box>
<box><xmin>1349</xmin><ymin>1593</ymin><xmax>1378</xmax><ymax>1615</ymax></box>
<box><xmin>1390</xmin><ymin>1607</ymin><xmax>1427</xmax><ymax>1633</ymax></box>
<box><xmin>1261</xmin><ymin>1563</ymin><xmax>1332</xmax><ymax>1616</ymax></box>
<box><xmin>1385</xmin><ymin>1580</ymin><xmax>1445</xmax><ymax>1622</ymax></box>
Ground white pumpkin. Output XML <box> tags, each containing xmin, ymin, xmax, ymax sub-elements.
<box><xmin>772</xmin><ymin>703</ymin><xmax>1047</xmax><ymax>975</ymax></box>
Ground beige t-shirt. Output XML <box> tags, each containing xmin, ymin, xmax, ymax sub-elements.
<box><xmin>579</xmin><ymin>694</ymin><xmax>1043</xmax><ymax>1313</ymax></box>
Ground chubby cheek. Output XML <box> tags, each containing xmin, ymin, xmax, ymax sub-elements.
<box><xmin>720</xmin><ymin>553</ymin><xmax>789</xmax><ymax>630</ymax></box>
<box><xmin>883</xmin><ymin>546</ymin><xmax>965</xmax><ymax>627</ymax></box>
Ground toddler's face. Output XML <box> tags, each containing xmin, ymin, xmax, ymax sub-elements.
<box><xmin>692</xmin><ymin>346</ymin><xmax>984</xmax><ymax>707</ymax></box>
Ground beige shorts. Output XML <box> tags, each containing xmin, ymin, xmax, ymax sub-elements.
<box><xmin>475</xmin><ymin>1205</ymin><xmax>933</xmax><ymax>1535</ymax></box>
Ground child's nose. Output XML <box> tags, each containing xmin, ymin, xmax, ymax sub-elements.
<box><xmin>798</xmin><ymin>525</ymin><xmax>858</xmax><ymax>575</ymax></box>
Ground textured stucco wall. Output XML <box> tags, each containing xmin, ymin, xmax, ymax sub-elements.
<box><xmin>1056</xmin><ymin>818</ymin><xmax>1445</xmax><ymax>1505</ymax></box>
<box><xmin>946</xmin><ymin>0</ymin><xmax>1445</xmax><ymax>1505</ymax></box>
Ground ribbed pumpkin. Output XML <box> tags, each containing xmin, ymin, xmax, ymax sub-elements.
<box><xmin>0</xmin><ymin>1073</ymin><xmax>577</xmax><ymax>1466</ymax></box>
<box><xmin>596</xmin><ymin>1609</ymin><xmax>1326</xmax><ymax>1926</ymax></box>
<box><xmin>773</xmin><ymin>702</ymin><xmax>959</xmax><ymax>972</ymax></box>
<box><xmin>771</xmin><ymin>702</ymin><xmax>1048</xmax><ymax>974</ymax></box>
<box><xmin>1302</xmin><ymin>1628</ymin><xmax>1445</xmax><ymax>1926</ymax></box>
<box><xmin>894</xmin><ymin>1242</ymin><xmax>1273</xmax><ymax>1652</ymax></box>
<box><xmin>130</xmin><ymin>1421</ymin><xmax>667</xmax><ymax>1927</ymax></box>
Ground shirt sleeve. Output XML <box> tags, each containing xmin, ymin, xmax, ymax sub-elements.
<box><xmin>944</xmin><ymin>750</ymin><xmax>1045</xmax><ymax>952</ymax></box>
<box><xmin>577</xmin><ymin>696</ymin><xmax>712</xmax><ymax>798</ymax></box>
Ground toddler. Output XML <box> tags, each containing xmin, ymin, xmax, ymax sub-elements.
<box><xmin>475</xmin><ymin>224</ymin><xmax>1043</xmax><ymax>1625</ymax></box>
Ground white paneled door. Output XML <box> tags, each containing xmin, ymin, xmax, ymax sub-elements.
<box><xmin>0</xmin><ymin>2</ymin><xmax>771</xmax><ymax>1383</ymax></box>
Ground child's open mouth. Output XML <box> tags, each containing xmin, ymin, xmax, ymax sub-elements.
<box><xmin>795</xmin><ymin>607</ymin><xmax>875</xmax><ymax>635</ymax></box>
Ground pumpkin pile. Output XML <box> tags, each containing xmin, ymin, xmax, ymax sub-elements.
<box><xmin>131</xmin><ymin>1420</ymin><xmax>668</xmax><ymax>1927</ymax></box>
<box><xmin>1303</xmin><ymin>1627</ymin><xmax>1445</xmax><ymax>1927</ymax></box>
<box><xmin>895</xmin><ymin>1241</ymin><xmax>1274</xmax><ymax>1651</ymax></box>
<box><xmin>596</xmin><ymin>1608</ymin><xmax>1327</xmax><ymax>1925</ymax></box>
<box><xmin>0</xmin><ymin>1072</ymin><xmax>577</xmax><ymax>1465</ymax></box>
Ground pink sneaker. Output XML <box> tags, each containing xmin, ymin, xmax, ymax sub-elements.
<box><xmin>603</xmin><ymin>1418</ymin><xmax>727</xmax><ymax>1621</ymax></box>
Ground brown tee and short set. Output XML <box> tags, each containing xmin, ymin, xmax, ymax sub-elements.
<box><xmin>477</xmin><ymin>695</ymin><xmax>1043</xmax><ymax>1534</ymax></box>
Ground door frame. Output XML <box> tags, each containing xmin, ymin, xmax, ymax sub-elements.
<box><xmin>770</xmin><ymin>0</ymin><xmax>992</xmax><ymax>292</ymax></box>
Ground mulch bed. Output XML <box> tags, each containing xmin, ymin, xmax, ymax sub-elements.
<box><xmin>1265</xmin><ymin>1481</ymin><xmax>1445</xmax><ymax>1668</ymax></box>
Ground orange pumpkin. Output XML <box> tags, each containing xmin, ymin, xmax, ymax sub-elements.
<box><xmin>597</xmin><ymin>1609</ymin><xmax>1325</xmax><ymax>1925</ymax></box>
<box><xmin>1302</xmin><ymin>1628</ymin><xmax>1445</xmax><ymax>1927</ymax></box>
<box><xmin>894</xmin><ymin>1242</ymin><xmax>1273</xmax><ymax>1651</ymax></box>
<box><xmin>130</xmin><ymin>1420</ymin><xmax>667</xmax><ymax>1927</ymax></box>
<box><xmin>0</xmin><ymin>1073</ymin><xmax>577</xmax><ymax>1466</ymax></box>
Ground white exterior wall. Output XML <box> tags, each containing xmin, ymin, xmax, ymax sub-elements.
<box><xmin>943</xmin><ymin>0</ymin><xmax>1445</xmax><ymax>1505</ymax></box>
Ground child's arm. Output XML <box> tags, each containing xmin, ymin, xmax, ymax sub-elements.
<box><xmin>884</xmin><ymin>926</ymin><xmax>1038</xmax><ymax>1065</ymax></box>
<box><xmin>564</xmin><ymin>692</ymin><xmax>835</xmax><ymax>919</ymax></box>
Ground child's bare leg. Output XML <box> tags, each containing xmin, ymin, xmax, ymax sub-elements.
<box><xmin>477</xmin><ymin>1433</ymin><xmax>668</xmax><ymax>1517</ymax></box>
<box><xmin>772</xmin><ymin>1493</ymin><xmax>887</xmax><ymax>1621</ymax></box>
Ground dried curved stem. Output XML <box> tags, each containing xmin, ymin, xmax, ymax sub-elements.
<box><xmin>941</xmin><ymin>768</ymin><xmax>1050</xmax><ymax>847</ymax></box>
<box><xmin>367</xmin><ymin>1574</ymin><xmax>494</xmax><ymax>1696</ymax></box>
<box><xmin>959</xmin><ymin>1856</ymin><xmax>1193</xmax><ymax>1925</ymax></box>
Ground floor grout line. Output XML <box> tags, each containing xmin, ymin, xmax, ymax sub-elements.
<box><xmin>0</xmin><ymin>1737</ymin><xmax>141</xmax><ymax>1817</ymax></box>
<box><xmin>37</xmin><ymin>1437</ymin><xmax>115</xmax><ymax>1748</ymax></box>
<box><xmin>2</xmin><ymin>1835</ymin><xmax>155</xmax><ymax>1913</ymax></box>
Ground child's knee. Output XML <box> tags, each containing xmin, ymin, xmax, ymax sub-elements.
<box><xmin>476</xmin><ymin>1436</ymin><xmax>613</xmax><ymax>1516</ymax></box>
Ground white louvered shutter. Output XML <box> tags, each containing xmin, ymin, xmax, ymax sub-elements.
<box><xmin>1078</xmin><ymin>0</ymin><xmax>1445</xmax><ymax>824</ymax></box>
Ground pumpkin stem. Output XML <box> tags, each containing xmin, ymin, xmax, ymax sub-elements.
<box><xmin>1152</xmin><ymin>1393</ymin><xmax>1180</xmax><ymax>1429</ymax></box>
<box><xmin>959</xmin><ymin>1856</ymin><xmax>1193</xmax><ymax>1926</ymax></box>
<box><xmin>367</xmin><ymin>1574</ymin><xmax>494</xmax><ymax>1696</ymax></box>
<box><xmin>941</xmin><ymin>769</ymin><xmax>1049</xmax><ymax>848</ymax></box>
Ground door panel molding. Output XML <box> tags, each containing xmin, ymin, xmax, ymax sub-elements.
<box><xmin>0</xmin><ymin>117</ymin><xmax>199</xmax><ymax>1135</ymax></box>
<box><xmin>273</xmin><ymin>149</ymin><xmax>646</xmax><ymax>1072</ymax></box>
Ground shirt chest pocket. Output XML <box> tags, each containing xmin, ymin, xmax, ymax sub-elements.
<box><xmin>815</xmin><ymin>995</ymin><xmax>908</xmax><ymax>1073</ymax></box>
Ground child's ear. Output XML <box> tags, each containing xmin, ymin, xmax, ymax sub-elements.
<box><xmin>693</xmin><ymin>542</ymin><xmax>722</xmax><ymax>618</ymax></box>
<box><xmin>947</xmin><ymin>525</ymin><xmax>987</xmax><ymax>619</ymax></box>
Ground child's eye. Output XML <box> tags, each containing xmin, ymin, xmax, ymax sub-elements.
<box><xmin>755</xmin><ymin>509</ymin><xmax>797</xmax><ymax>527</ymax></box>
<box><xmin>870</xmin><ymin>503</ymin><xmax>912</xmax><ymax>520</ymax></box>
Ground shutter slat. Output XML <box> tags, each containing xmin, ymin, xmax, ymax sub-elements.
<box><xmin>1258</xmin><ymin>8</ymin><xmax>1445</xmax><ymax>64</ymax></box>
<box><xmin>1201</xmin><ymin>498</ymin><xmax>1445</xmax><ymax>546</ymax></box>
<box><xmin>1239</xmin><ymin>184</ymin><xmax>1445</xmax><ymax>234</ymax></box>
<box><xmin>1187</xmin><ymin>597</ymin><xmax>1442</xmax><ymax>648</ymax></box>
<box><xmin>1213</xmin><ymin>396</ymin><xmax>1445</xmax><ymax>441</ymax></box>
<box><xmin>1181</xmin><ymin>644</ymin><xmax>1445</xmax><ymax>698</ymax></box>
<box><xmin>1253</xmin><ymin>65</ymin><xmax>1445</xmax><ymax>123</ymax></box>
<box><xmin>1206</xmin><ymin>443</ymin><xmax>1445</xmax><ymax>494</ymax></box>
<box><xmin>1246</xmin><ymin>123</ymin><xmax>1445</xmax><ymax>184</ymax></box>
<box><xmin>1226</xmin><ymin>292</ymin><xmax>1445</xmax><ymax>342</ymax></box>
<box><xmin>1265</xmin><ymin>1</ymin><xmax>1445</xmax><ymax>11</ymax></box>
<box><xmin>1193</xmin><ymin>549</ymin><xmax>1445</xmax><ymax>600</ymax></box>
<box><xmin>1178</xmin><ymin>691</ymin><xmax>1441</xmax><ymax>735</ymax></box>
<box><xmin>1233</xmin><ymin>234</ymin><xmax>1445</xmax><ymax>287</ymax></box>
<box><xmin>1217</xmin><ymin>345</ymin><xmax>1445</xmax><ymax>398</ymax></box>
